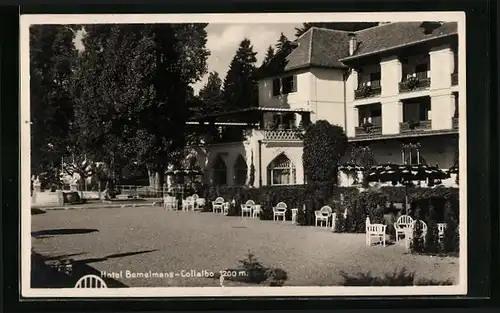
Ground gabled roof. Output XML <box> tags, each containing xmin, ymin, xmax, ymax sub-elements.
<box><xmin>255</xmin><ymin>27</ymin><xmax>350</xmax><ymax>79</ymax></box>
<box><xmin>341</xmin><ymin>21</ymin><xmax>458</xmax><ymax>61</ymax></box>
<box><xmin>255</xmin><ymin>22</ymin><xmax>458</xmax><ymax>79</ymax></box>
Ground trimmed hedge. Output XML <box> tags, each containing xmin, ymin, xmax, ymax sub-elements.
<box><xmin>206</xmin><ymin>184</ymin><xmax>460</xmax><ymax>252</ymax></box>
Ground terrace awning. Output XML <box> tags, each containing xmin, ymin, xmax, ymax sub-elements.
<box><xmin>189</xmin><ymin>107</ymin><xmax>312</xmax><ymax>124</ymax></box>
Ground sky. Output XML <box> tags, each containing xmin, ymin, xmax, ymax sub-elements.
<box><xmin>74</xmin><ymin>23</ymin><xmax>301</xmax><ymax>94</ymax></box>
<box><xmin>193</xmin><ymin>23</ymin><xmax>300</xmax><ymax>93</ymax></box>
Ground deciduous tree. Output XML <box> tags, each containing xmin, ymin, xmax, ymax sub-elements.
<box><xmin>30</xmin><ymin>25</ymin><xmax>80</xmax><ymax>180</ymax></box>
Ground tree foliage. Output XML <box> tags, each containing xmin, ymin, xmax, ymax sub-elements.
<box><xmin>294</xmin><ymin>22</ymin><xmax>380</xmax><ymax>37</ymax></box>
<box><xmin>30</xmin><ymin>25</ymin><xmax>80</xmax><ymax>178</ymax></box>
<box><xmin>198</xmin><ymin>71</ymin><xmax>224</xmax><ymax>115</ymax></box>
<box><xmin>70</xmin><ymin>24</ymin><xmax>209</xmax><ymax>187</ymax></box>
<box><xmin>302</xmin><ymin>120</ymin><xmax>348</xmax><ymax>183</ymax></box>
<box><xmin>275</xmin><ymin>32</ymin><xmax>291</xmax><ymax>51</ymax></box>
<box><xmin>262</xmin><ymin>45</ymin><xmax>275</xmax><ymax>66</ymax></box>
<box><xmin>222</xmin><ymin>38</ymin><xmax>258</xmax><ymax>111</ymax></box>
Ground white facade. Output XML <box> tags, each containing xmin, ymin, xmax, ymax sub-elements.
<box><xmin>184</xmin><ymin>27</ymin><xmax>459</xmax><ymax>188</ymax></box>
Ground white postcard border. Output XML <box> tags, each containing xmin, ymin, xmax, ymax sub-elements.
<box><xmin>20</xmin><ymin>11</ymin><xmax>468</xmax><ymax>298</ymax></box>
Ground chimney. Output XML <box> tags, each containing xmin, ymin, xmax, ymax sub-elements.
<box><xmin>348</xmin><ymin>33</ymin><xmax>357</xmax><ymax>56</ymax></box>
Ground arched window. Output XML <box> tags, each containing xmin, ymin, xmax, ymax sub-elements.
<box><xmin>212</xmin><ymin>155</ymin><xmax>227</xmax><ymax>185</ymax></box>
<box><xmin>234</xmin><ymin>155</ymin><xmax>248</xmax><ymax>186</ymax></box>
<box><xmin>267</xmin><ymin>153</ymin><xmax>296</xmax><ymax>185</ymax></box>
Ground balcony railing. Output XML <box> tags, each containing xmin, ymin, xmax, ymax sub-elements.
<box><xmin>355</xmin><ymin>124</ymin><xmax>382</xmax><ymax>137</ymax></box>
<box><xmin>264</xmin><ymin>129</ymin><xmax>304</xmax><ymax>141</ymax></box>
<box><xmin>400</xmin><ymin>120</ymin><xmax>432</xmax><ymax>132</ymax></box>
<box><xmin>452</xmin><ymin>117</ymin><xmax>459</xmax><ymax>129</ymax></box>
<box><xmin>354</xmin><ymin>81</ymin><xmax>382</xmax><ymax>99</ymax></box>
<box><xmin>451</xmin><ymin>72</ymin><xmax>458</xmax><ymax>86</ymax></box>
<box><xmin>399</xmin><ymin>75</ymin><xmax>431</xmax><ymax>93</ymax></box>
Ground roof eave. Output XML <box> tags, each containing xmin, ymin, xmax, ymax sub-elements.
<box><xmin>257</xmin><ymin>63</ymin><xmax>348</xmax><ymax>80</ymax></box>
<box><xmin>339</xmin><ymin>33</ymin><xmax>458</xmax><ymax>63</ymax></box>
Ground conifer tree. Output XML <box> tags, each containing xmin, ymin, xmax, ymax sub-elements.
<box><xmin>198</xmin><ymin>71</ymin><xmax>224</xmax><ymax>114</ymax></box>
<box><xmin>261</xmin><ymin>45</ymin><xmax>275</xmax><ymax>66</ymax></box>
<box><xmin>275</xmin><ymin>32</ymin><xmax>291</xmax><ymax>50</ymax></box>
<box><xmin>222</xmin><ymin>38</ymin><xmax>258</xmax><ymax>110</ymax></box>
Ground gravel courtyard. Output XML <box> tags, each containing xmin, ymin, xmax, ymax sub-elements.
<box><xmin>30</xmin><ymin>206</ymin><xmax>459</xmax><ymax>287</ymax></box>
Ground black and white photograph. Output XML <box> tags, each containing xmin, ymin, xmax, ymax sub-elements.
<box><xmin>21</xmin><ymin>12</ymin><xmax>467</xmax><ymax>297</ymax></box>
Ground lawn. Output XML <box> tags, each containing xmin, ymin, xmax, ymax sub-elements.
<box><xmin>30</xmin><ymin>206</ymin><xmax>459</xmax><ymax>287</ymax></box>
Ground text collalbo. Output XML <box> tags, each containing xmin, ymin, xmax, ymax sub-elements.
<box><xmin>100</xmin><ymin>269</ymin><xmax>217</xmax><ymax>279</ymax></box>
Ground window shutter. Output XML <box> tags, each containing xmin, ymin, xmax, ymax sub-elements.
<box><xmin>292</xmin><ymin>75</ymin><xmax>297</xmax><ymax>92</ymax></box>
<box><xmin>272</xmin><ymin>78</ymin><xmax>281</xmax><ymax>96</ymax></box>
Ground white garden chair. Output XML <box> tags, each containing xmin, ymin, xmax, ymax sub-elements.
<box><xmin>291</xmin><ymin>208</ymin><xmax>299</xmax><ymax>224</ymax></box>
<box><xmin>183</xmin><ymin>196</ymin><xmax>195</xmax><ymax>211</ymax></box>
<box><xmin>252</xmin><ymin>204</ymin><xmax>262</xmax><ymax>218</ymax></box>
<box><xmin>365</xmin><ymin>217</ymin><xmax>387</xmax><ymax>247</ymax></box>
<box><xmin>212</xmin><ymin>197</ymin><xmax>224</xmax><ymax>214</ymax></box>
<box><xmin>273</xmin><ymin>202</ymin><xmax>287</xmax><ymax>222</ymax></box>
<box><xmin>315</xmin><ymin>206</ymin><xmax>332</xmax><ymax>228</ymax></box>
<box><xmin>241</xmin><ymin>200</ymin><xmax>254</xmax><ymax>217</ymax></box>
<box><xmin>223</xmin><ymin>202</ymin><xmax>230</xmax><ymax>216</ymax></box>
<box><xmin>164</xmin><ymin>196</ymin><xmax>178</xmax><ymax>211</ymax></box>
<box><xmin>394</xmin><ymin>215</ymin><xmax>414</xmax><ymax>242</ymax></box>
<box><xmin>192</xmin><ymin>194</ymin><xmax>199</xmax><ymax>209</ymax></box>
<box><xmin>196</xmin><ymin>197</ymin><xmax>206</xmax><ymax>210</ymax></box>
<box><xmin>74</xmin><ymin>274</ymin><xmax>107</xmax><ymax>288</ymax></box>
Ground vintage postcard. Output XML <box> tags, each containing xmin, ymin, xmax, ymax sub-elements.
<box><xmin>20</xmin><ymin>12</ymin><xmax>467</xmax><ymax>298</ymax></box>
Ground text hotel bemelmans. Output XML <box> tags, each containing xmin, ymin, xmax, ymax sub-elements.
<box><xmin>101</xmin><ymin>269</ymin><xmax>220</xmax><ymax>279</ymax></box>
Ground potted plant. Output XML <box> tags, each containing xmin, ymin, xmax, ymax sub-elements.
<box><xmin>359</xmin><ymin>84</ymin><xmax>373</xmax><ymax>97</ymax></box>
<box><xmin>406</xmin><ymin>75</ymin><xmax>419</xmax><ymax>89</ymax></box>
<box><xmin>407</xmin><ymin>119</ymin><xmax>420</xmax><ymax>130</ymax></box>
<box><xmin>361</xmin><ymin>121</ymin><xmax>373</xmax><ymax>133</ymax></box>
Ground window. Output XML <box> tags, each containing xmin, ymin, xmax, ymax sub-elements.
<box><xmin>212</xmin><ymin>155</ymin><xmax>227</xmax><ymax>185</ymax></box>
<box><xmin>358</xmin><ymin>105</ymin><xmax>382</xmax><ymax>126</ymax></box>
<box><xmin>403</xmin><ymin>99</ymin><xmax>431</xmax><ymax>122</ymax></box>
<box><xmin>234</xmin><ymin>155</ymin><xmax>248</xmax><ymax>186</ymax></box>
<box><xmin>267</xmin><ymin>153</ymin><xmax>296</xmax><ymax>185</ymax></box>
<box><xmin>401</xmin><ymin>144</ymin><xmax>427</xmax><ymax>165</ymax></box>
<box><xmin>369</xmin><ymin>72</ymin><xmax>381</xmax><ymax>87</ymax></box>
<box><xmin>415</xmin><ymin>63</ymin><xmax>429</xmax><ymax>78</ymax></box>
<box><xmin>272</xmin><ymin>78</ymin><xmax>281</xmax><ymax>96</ymax></box>
<box><xmin>281</xmin><ymin>76</ymin><xmax>297</xmax><ymax>94</ymax></box>
<box><xmin>272</xmin><ymin>75</ymin><xmax>297</xmax><ymax>96</ymax></box>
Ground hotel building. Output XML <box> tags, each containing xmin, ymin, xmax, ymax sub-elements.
<box><xmin>181</xmin><ymin>21</ymin><xmax>460</xmax><ymax>188</ymax></box>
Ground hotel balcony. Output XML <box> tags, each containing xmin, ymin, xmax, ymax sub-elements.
<box><xmin>399</xmin><ymin>120</ymin><xmax>432</xmax><ymax>133</ymax></box>
<box><xmin>399</xmin><ymin>73</ymin><xmax>431</xmax><ymax>93</ymax></box>
<box><xmin>354</xmin><ymin>80</ymin><xmax>381</xmax><ymax>100</ymax></box>
<box><xmin>355</xmin><ymin>124</ymin><xmax>382</xmax><ymax>137</ymax></box>
<box><xmin>452</xmin><ymin>117</ymin><xmax>459</xmax><ymax>129</ymax></box>
<box><xmin>451</xmin><ymin>72</ymin><xmax>458</xmax><ymax>86</ymax></box>
<box><xmin>263</xmin><ymin>129</ymin><xmax>304</xmax><ymax>141</ymax></box>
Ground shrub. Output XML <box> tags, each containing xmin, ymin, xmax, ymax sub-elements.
<box><xmin>62</xmin><ymin>191</ymin><xmax>84</xmax><ymax>204</ymax></box>
<box><xmin>303</xmin><ymin>121</ymin><xmax>348</xmax><ymax>184</ymax></box>
<box><xmin>259</xmin><ymin>206</ymin><xmax>274</xmax><ymax>221</ymax></box>
<box><xmin>340</xmin><ymin>268</ymin><xmax>453</xmax><ymax>286</ymax></box>
<box><xmin>411</xmin><ymin>206</ymin><xmax>425</xmax><ymax>253</ymax></box>
<box><xmin>424</xmin><ymin>203</ymin><xmax>440</xmax><ymax>253</ymax></box>
<box><xmin>334</xmin><ymin>212</ymin><xmax>346</xmax><ymax>233</ymax></box>
<box><xmin>443</xmin><ymin>200</ymin><xmax>459</xmax><ymax>253</ymax></box>
<box><xmin>296</xmin><ymin>206</ymin><xmax>307</xmax><ymax>226</ymax></box>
